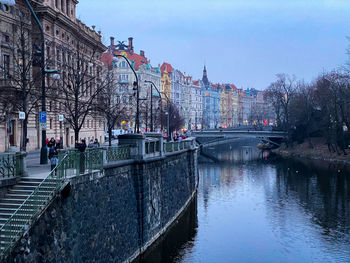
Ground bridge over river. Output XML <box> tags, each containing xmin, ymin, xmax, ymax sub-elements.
<box><xmin>192</xmin><ymin>130</ymin><xmax>287</xmax><ymax>148</ymax></box>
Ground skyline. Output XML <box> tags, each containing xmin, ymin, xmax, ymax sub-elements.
<box><xmin>77</xmin><ymin>0</ymin><xmax>350</xmax><ymax>89</ymax></box>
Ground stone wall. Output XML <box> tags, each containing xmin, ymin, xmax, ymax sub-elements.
<box><xmin>7</xmin><ymin>149</ymin><xmax>197</xmax><ymax>263</ymax></box>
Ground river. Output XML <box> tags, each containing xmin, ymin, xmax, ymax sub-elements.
<box><xmin>140</xmin><ymin>139</ymin><xmax>350</xmax><ymax>263</ymax></box>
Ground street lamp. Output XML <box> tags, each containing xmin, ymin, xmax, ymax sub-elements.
<box><xmin>144</xmin><ymin>80</ymin><xmax>161</xmax><ymax>132</ymax></box>
<box><xmin>112</xmin><ymin>54</ymin><xmax>140</xmax><ymax>133</ymax></box>
<box><xmin>144</xmin><ymin>80</ymin><xmax>172</xmax><ymax>137</ymax></box>
<box><xmin>22</xmin><ymin>0</ymin><xmax>50</xmax><ymax>164</ymax></box>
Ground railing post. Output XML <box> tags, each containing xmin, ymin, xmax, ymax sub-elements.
<box><xmin>118</xmin><ymin>134</ymin><xmax>146</xmax><ymax>160</ymax></box>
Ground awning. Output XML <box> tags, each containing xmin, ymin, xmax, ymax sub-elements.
<box><xmin>0</xmin><ymin>0</ymin><xmax>16</xmax><ymax>5</ymax></box>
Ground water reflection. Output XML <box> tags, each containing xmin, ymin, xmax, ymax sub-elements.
<box><xmin>141</xmin><ymin>139</ymin><xmax>350</xmax><ymax>263</ymax></box>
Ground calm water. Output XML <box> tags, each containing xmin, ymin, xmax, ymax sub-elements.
<box><xmin>141</xmin><ymin>139</ymin><xmax>350</xmax><ymax>263</ymax></box>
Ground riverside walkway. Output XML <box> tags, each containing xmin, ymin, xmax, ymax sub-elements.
<box><xmin>0</xmin><ymin>134</ymin><xmax>198</xmax><ymax>260</ymax></box>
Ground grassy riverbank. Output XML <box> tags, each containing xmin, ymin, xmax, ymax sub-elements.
<box><xmin>274</xmin><ymin>137</ymin><xmax>350</xmax><ymax>165</ymax></box>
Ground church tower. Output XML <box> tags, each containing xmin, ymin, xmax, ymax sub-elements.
<box><xmin>202</xmin><ymin>65</ymin><xmax>209</xmax><ymax>86</ymax></box>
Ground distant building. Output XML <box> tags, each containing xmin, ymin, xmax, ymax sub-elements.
<box><xmin>189</xmin><ymin>80</ymin><xmax>202</xmax><ymax>130</ymax></box>
<box><xmin>102</xmin><ymin>37</ymin><xmax>161</xmax><ymax>131</ymax></box>
<box><xmin>201</xmin><ymin>66</ymin><xmax>220</xmax><ymax>129</ymax></box>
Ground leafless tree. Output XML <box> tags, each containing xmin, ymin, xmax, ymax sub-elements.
<box><xmin>0</xmin><ymin>13</ymin><xmax>41</xmax><ymax>151</ymax></box>
<box><xmin>265</xmin><ymin>74</ymin><xmax>297</xmax><ymax>130</ymax></box>
<box><xmin>160</xmin><ymin>102</ymin><xmax>185</xmax><ymax>135</ymax></box>
<box><xmin>49</xmin><ymin>39</ymin><xmax>106</xmax><ymax>142</ymax></box>
<box><xmin>97</xmin><ymin>69</ymin><xmax>129</xmax><ymax>146</ymax></box>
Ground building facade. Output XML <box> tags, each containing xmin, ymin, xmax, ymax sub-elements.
<box><xmin>201</xmin><ymin>66</ymin><xmax>220</xmax><ymax>129</ymax></box>
<box><xmin>0</xmin><ymin>0</ymin><xmax>106</xmax><ymax>152</ymax></box>
<box><xmin>102</xmin><ymin>37</ymin><xmax>161</xmax><ymax>132</ymax></box>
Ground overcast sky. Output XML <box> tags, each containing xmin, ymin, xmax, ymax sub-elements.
<box><xmin>77</xmin><ymin>0</ymin><xmax>350</xmax><ymax>90</ymax></box>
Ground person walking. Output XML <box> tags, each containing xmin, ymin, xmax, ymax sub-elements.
<box><xmin>48</xmin><ymin>145</ymin><xmax>58</xmax><ymax>171</ymax></box>
<box><xmin>75</xmin><ymin>139</ymin><xmax>87</xmax><ymax>173</ymax></box>
<box><xmin>88</xmin><ymin>139</ymin><xmax>94</xmax><ymax>148</ymax></box>
<box><xmin>93</xmin><ymin>138</ymin><xmax>100</xmax><ymax>147</ymax></box>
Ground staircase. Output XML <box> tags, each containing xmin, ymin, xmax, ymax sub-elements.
<box><xmin>0</xmin><ymin>177</ymin><xmax>61</xmax><ymax>256</ymax></box>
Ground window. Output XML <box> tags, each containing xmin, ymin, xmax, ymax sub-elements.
<box><xmin>2</xmin><ymin>55</ymin><xmax>10</xmax><ymax>79</ymax></box>
<box><xmin>2</xmin><ymin>34</ymin><xmax>9</xmax><ymax>43</ymax></box>
<box><xmin>49</xmin><ymin>119</ymin><xmax>53</xmax><ymax>129</ymax></box>
<box><xmin>46</xmin><ymin>47</ymin><xmax>50</xmax><ymax>59</ymax></box>
<box><xmin>0</xmin><ymin>4</ymin><xmax>10</xmax><ymax>13</ymax></box>
<box><xmin>55</xmin><ymin>0</ymin><xmax>58</xmax><ymax>8</ymax></box>
<box><xmin>66</xmin><ymin>0</ymin><xmax>69</xmax><ymax>15</ymax></box>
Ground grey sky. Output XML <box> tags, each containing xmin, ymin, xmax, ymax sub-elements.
<box><xmin>77</xmin><ymin>0</ymin><xmax>350</xmax><ymax>89</ymax></box>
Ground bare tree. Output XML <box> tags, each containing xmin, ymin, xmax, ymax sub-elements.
<box><xmin>97</xmin><ymin>69</ymin><xmax>129</xmax><ymax>146</ymax></box>
<box><xmin>50</xmin><ymin>39</ymin><xmax>106</xmax><ymax>142</ymax></box>
<box><xmin>161</xmin><ymin>102</ymin><xmax>185</xmax><ymax>135</ymax></box>
<box><xmin>0</xmin><ymin>13</ymin><xmax>41</xmax><ymax>151</ymax></box>
<box><xmin>265</xmin><ymin>74</ymin><xmax>297</xmax><ymax>130</ymax></box>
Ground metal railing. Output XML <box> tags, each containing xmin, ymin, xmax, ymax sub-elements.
<box><xmin>0</xmin><ymin>152</ymin><xmax>25</xmax><ymax>179</ymax></box>
<box><xmin>105</xmin><ymin>145</ymin><xmax>131</xmax><ymax>163</ymax></box>
<box><xmin>0</xmin><ymin>153</ymin><xmax>73</xmax><ymax>258</ymax></box>
<box><xmin>0</xmin><ymin>139</ymin><xmax>196</xmax><ymax>258</ymax></box>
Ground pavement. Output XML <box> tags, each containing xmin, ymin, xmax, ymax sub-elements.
<box><xmin>25</xmin><ymin>139</ymin><xmax>118</xmax><ymax>178</ymax></box>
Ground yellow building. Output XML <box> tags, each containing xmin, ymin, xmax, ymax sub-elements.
<box><xmin>160</xmin><ymin>62</ymin><xmax>173</xmax><ymax>103</ymax></box>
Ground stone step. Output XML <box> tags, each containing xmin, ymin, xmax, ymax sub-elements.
<box><xmin>12</xmin><ymin>185</ymin><xmax>56</xmax><ymax>191</ymax></box>
<box><xmin>20</xmin><ymin>177</ymin><xmax>44</xmax><ymax>182</ymax></box>
<box><xmin>0</xmin><ymin>205</ymin><xmax>37</xmax><ymax>213</ymax></box>
<box><xmin>16</xmin><ymin>181</ymin><xmax>41</xmax><ymax>186</ymax></box>
<box><xmin>0</xmin><ymin>203</ymin><xmax>20</xmax><ymax>209</ymax></box>
<box><xmin>0</xmin><ymin>224</ymin><xmax>26</xmax><ymax>232</ymax></box>
<box><xmin>17</xmin><ymin>180</ymin><xmax>59</xmax><ymax>187</ymax></box>
<box><xmin>8</xmin><ymin>189</ymin><xmax>53</xmax><ymax>195</ymax></box>
<box><xmin>0</xmin><ymin>216</ymin><xmax>28</xmax><ymax>224</ymax></box>
<box><xmin>0</xmin><ymin>198</ymin><xmax>49</xmax><ymax>205</ymax></box>
<box><xmin>5</xmin><ymin>194</ymin><xmax>52</xmax><ymax>200</ymax></box>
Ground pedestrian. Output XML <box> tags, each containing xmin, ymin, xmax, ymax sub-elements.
<box><xmin>88</xmin><ymin>139</ymin><xmax>94</xmax><ymax>148</ymax></box>
<box><xmin>75</xmin><ymin>139</ymin><xmax>87</xmax><ymax>174</ymax></box>
<box><xmin>93</xmin><ymin>138</ymin><xmax>100</xmax><ymax>147</ymax></box>
<box><xmin>48</xmin><ymin>145</ymin><xmax>58</xmax><ymax>171</ymax></box>
<box><xmin>47</xmin><ymin>137</ymin><xmax>56</xmax><ymax>148</ymax></box>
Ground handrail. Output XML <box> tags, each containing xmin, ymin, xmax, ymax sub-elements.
<box><xmin>0</xmin><ymin>154</ymin><xmax>70</xmax><ymax>258</ymax></box>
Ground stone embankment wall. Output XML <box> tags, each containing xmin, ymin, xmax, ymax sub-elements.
<box><xmin>7</xmin><ymin>149</ymin><xmax>197</xmax><ymax>263</ymax></box>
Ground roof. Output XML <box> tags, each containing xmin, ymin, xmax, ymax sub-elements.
<box><xmin>230</xmin><ymin>84</ymin><xmax>238</xmax><ymax>91</ymax></box>
<box><xmin>100</xmin><ymin>50</ymin><xmax>149</xmax><ymax>71</ymax></box>
<box><xmin>114</xmin><ymin>50</ymin><xmax>149</xmax><ymax>71</ymax></box>
<box><xmin>160</xmin><ymin>62</ymin><xmax>174</xmax><ymax>73</ymax></box>
<box><xmin>192</xmin><ymin>80</ymin><xmax>200</xmax><ymax>86</ymax></box>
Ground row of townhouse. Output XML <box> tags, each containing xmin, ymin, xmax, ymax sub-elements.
<box><xmin>0</xmin><ymin>0</ymin><xmax>105</xmax><ymax>152</ymax></box>
<box><xmin>101</xmin><ymin>35</ymin><xmax>274</xmax><ymax>131</ymax></box>
<box><xmin>101</xmin><ymin>37</ymin><xmax>204</xmax><ymax>132</ymax></box>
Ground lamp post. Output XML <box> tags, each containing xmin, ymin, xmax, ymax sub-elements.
<box><xmin>144</xmin><ymin>80</ymin><xmax>160</xmax><ymax>132</ymax></box>
<box><xmin>112</xmin><ymin>54</ymin><xmax>139</xmax><ymax>133</ymax></box>
<box><xmin>22</xmin><ymin>0</ymin><xmax>50</xmax><ymax>164</ymax></box>
<box><xmin>144</xmin><ymin>80</ymin><xmax>171</xmax><ymax>135</ymax></box>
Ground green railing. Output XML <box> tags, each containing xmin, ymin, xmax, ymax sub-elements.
<box><xmin>0</xmin><ymin>153</ymin><xmax>73</xmax><ymax>258</ymax></box>
<box><xmin>106</xmin><ymin>145</ymin><xmax>131</xmax><ymax>163</ymax></box>
<box><xmin>0</xmin><ymin>152</ymin><xmax>25</xmax><ymax>178</ymax></box>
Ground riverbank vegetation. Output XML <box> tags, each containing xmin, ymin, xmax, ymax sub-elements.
<box><xmin>265</xmin><ymin>45</ymin><xmax>350</xmax><ymax>158</ymax></box>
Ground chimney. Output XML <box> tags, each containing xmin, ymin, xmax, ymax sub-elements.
<box><xmin>140</xmin><ymin>50</ymin><xmax>145</xmax><ymax>57</ymax></box>
<box><xmin>110</xmin><ymin>36</ymin><xmax>115</xmax><ymax>46</ymax></box>
<box><xmin>128</xmin><ymin>37</ymin><xmax>134</xmax><ymax>53</ymax></box>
